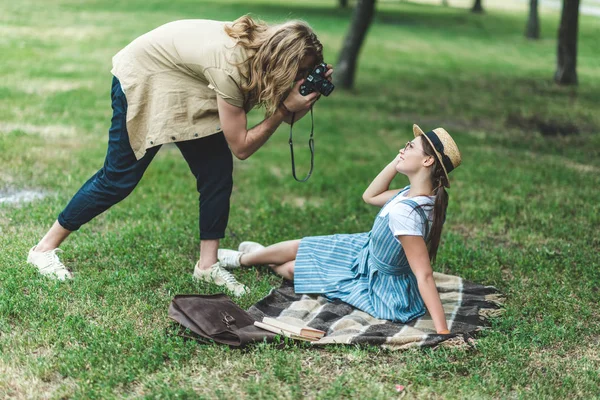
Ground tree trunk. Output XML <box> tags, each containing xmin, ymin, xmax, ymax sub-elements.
<box><xmin>339</xmin><ymin>0</ymin><xmax>349</xmax><ymax>8</ymax></box>
<box><xmin>471</xmin><ymin>0</ymin><xmax>484</xmax><ymax>13</ymax></box>
<box><xmin>335</xmin><ymin>0</ymin><xmax>376</xmax><ymax>89</ymax></box>
<box><xmin>442</xmin><ymin>0</ymin><xmax>449</xmax><ymax>6</ymax></box>
<box><xmin>555</xmin><ymin>0</ymin><xmax>580</xmax><ymax>85</ymax></box>
<box><xmin>525</xmin><ymin>0</ymin><xmax>540</xmax><ymax>39</ymax></box>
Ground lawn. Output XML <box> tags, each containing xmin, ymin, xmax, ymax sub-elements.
<box><xmin>1</xmin><ymin>0</ymin><xmax>599</xmax><ymax>398</ymax></box>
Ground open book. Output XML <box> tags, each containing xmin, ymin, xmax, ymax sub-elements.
<box><xmin>254</xmin><ymin>317</ymin><xmax>326</xmax><ymax>341</ymax></box>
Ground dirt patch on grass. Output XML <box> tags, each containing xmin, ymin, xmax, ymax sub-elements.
<box><xmin>561</xmin><ymin>159</ymin><xmax>600</xmax><ymax>174</ymax></box>
<box><xmin>0</xmin><ymin>25</ymin><xmax>109</xmax><ymax>42</ymax></box>
<box><xmin>392</xmin><ymin>102</ymin><xmax>597</xmax><ymax>141</ymax></box>
<box><xmin>524</xmin><ymin>150</ymin><xmax>600</xmax><ymax>174</ymax></box>
<box><xmin>0</xmin><ymin>188</ymin><xmax>47</xmax><ymax>205</ymax></box>
<box><xmin>449</xmin><ymin>221</ymin><xmax>554</xmax><ymax>253</ymax></box>
<box><xmin>269</xmin><ymin>166</ymin><xmax>284</xmax><ymax>178</ymax></box>
<box><xmin>451</xmin><ymin>223</ymin><xmax>479</xmax><ymax>241</ymax></box>
<box><xmin>476</xmin><ymin>145</ymin><xmax>600</xmax><ymax>174</ymax></box>
<box><xmin>529</xmin><ymin>341</ymin><xmax>600</xmax><ymax>375</ymax></box>
<box><xmin>0</xmin><ymin>170</ymin><xmax>16</xmax><ymax>185</ymax></box>
<box><xmin>389</xmin><ymin>113</ymin><xmax>502</xmax><ymax>136</ymax></box>
<box><xmin>450</xmin><ymin>223</ymin><xmax>517</xmax><ymax>248</ymax></box>
<box><xmin>282</xmin><ymin>195</ymin><xmax>324</xmax><ymax>208</ymax></box>
<box><xmin>506</xmin><ymin>113</ymin><xmax>582</xmax><ymax>136</ymax></box>
<box><xmin>14</xmin><ymin>79</ymin><xmax>94</xmax><ymax>95</ymax></box>
<box><xmin>0</xmin><ymin>122</ymin><xmax>77</xmax><ymax>138</ymax></box>
<box><xmin>0</xmin><ymin>359</ymin><xmax>77</xmax><ymax>399</ymax></box>
<box><xmin>0</xmin><ymin>212</ymin><xmax>10</xmax><ymax>228</ymax></box>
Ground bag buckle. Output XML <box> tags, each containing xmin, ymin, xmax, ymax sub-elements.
<box><xmin>221</xmin><ymin>312</ymin><xmax>236</xmax><ymax>328</ymax></box>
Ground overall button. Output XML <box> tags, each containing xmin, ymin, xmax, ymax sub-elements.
<box><xmin>171</xmin><ymin>136</ymin><xmax>176</xmax><ymax>140</ymax></box>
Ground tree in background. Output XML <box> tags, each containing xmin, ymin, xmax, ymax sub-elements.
<box><xmin>339</xmin><ymin>0</ymin><xmax>349</xmax><ymax>8</ymax></box>
<box><xmin>335</xmin><ymin>0</ymin><xmax>376</xmax><ymax>89</ymax></box>
<box><xmin>471</xmin><ymin>0</ymin><xmax>484</xmax><ymax>13</ymax></box>
<box><xmin>525</xmin><ymin>0</ymin><xmax>540</xmax><ymax>39</ymax></box>
<box><xmin>555</xmin><ymin>0</ymin><xmax>581</xmax><ymax>85</ymax></box>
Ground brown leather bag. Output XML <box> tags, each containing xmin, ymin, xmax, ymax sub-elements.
<box><xmin>168</xmin><ymin>294</ymin><xmax>276</xmax><ymax>347</ymax></box>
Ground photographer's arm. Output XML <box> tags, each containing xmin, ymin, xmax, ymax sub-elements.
<box><xmin>217</xmin><ymin>97</ymin><xmax>285</xmax><ymax>160</ymax></box>
<box><xmin>218</xmin><ymin>80</ymin><xmax>318</xmax><ymax>160</ymax></box>
<box><xmin>362</xmin><ymin>155</ymin><xmax>402</xmax><ymax>207</ymax></box>
<box><xmin>399</xmin><ymin>235</ymin><xmax>450</xmax><ymax>334</ymax></box>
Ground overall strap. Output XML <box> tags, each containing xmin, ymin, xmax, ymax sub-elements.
<box><xmin>399</xmin><ymin>199</ymin><xmax>430</xmax><ymax>240</ymax></box>
<box><xmin>376</xmin><ymin>186</ymin><xmax>411</xmax><ymax>219</ymax></box>
<box><xmin>385</xmin><ymin>186</ymin><xmax>410</xmax><ymax>206</ymax></box>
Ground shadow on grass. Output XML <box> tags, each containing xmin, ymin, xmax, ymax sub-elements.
<box><xmin>59</xmin><ymin>0</ymin><xmax>539</xmax><ymax>40</ymax></box>
<box><xmin>352</xmin><ymin>69</ymin><xmax>599</xmax><ymax>139</ymax></box>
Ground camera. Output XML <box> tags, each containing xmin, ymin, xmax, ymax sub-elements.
<box><xmin>299</xmin><ymin>63</ymin><xmax>335</xmax><ymax>97</ymax></box>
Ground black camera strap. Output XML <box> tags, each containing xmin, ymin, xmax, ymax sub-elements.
<box><xmin>288</xmin><ymin>106</ymin><xmax>314</xmax><ymax>182</ymax></box>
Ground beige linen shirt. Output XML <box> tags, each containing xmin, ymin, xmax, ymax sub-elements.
<box><xmin>111</xmin><ymin>19</ymin><xmax>252</xmax><ymax>160</ymax></box>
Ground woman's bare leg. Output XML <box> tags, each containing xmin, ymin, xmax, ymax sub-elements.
<box><xmin>239</xmin><ymin>240</ymin><xmax>300</xmax><ymax>267</ymax></box>
<box><xmin>35</xmin><ymin>221</ymin><xmax>72</xmax><ymax>252</ymax></box>
<box><xmin>271</xmin><ymin>260</ymin><xmax>295</xmax><ymax>281</ymax></box>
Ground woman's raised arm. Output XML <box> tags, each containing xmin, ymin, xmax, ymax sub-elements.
<box><xmin>362</xmin><ymin>155</ymin><xmax>402</xmax><ymax>207</ymax></box>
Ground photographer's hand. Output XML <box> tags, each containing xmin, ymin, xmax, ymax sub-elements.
<box><xmin>282</xmin><ymin>79</ymin><xmax>319</xmax><ymax>113</ymax></box>
<box><xmin>324</xmin><ymin>64</ymin><xmax>334</xmax><ymax>82</ymax></box>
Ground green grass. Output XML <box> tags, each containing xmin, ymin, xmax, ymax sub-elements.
<box><xmin>1</xmin><ymin>0</ymin><xmax>599</xmax><ymax>398</ymax></box>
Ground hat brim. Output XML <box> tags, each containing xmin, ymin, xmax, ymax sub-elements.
<box><xmin>412</xmin><ymin>124</ymin><xmax>450</xmax><ymax>188</ymax></box>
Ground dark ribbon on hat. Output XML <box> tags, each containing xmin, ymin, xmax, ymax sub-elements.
<box><xmin>425</xmin><ymin>131</ymin><xmax>454</xmax><ymax>174</ymax></box>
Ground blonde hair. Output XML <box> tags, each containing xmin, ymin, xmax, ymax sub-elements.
<box><xmin>225</xmin><ymin>15</ymin><xmax>323</xmax><ymax>115</ymax></box>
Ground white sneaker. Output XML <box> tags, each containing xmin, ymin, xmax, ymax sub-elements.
<box><xmin>27</xmin><ymin>246</ymin><xmax>73</xmax><ymax>281</ymax></box>
<box><xmin>238</xmin><ymin>241</ymin><xmax>265</xmax><ymax>254</ymax></box>
<box><xmin>217</xmin><ymin>249</ymin><xmax>243</xmax><ymax>269</ymax></box>
<box><xmin>193</xmin><ymin>262</ymin><xmax>248</xmax><ymax>297</ymax></box>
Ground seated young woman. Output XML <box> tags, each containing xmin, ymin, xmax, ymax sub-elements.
<box><xmin>217</xmin><ymin>124</ymin><xmax>461</xmax><ymax>334</ymax></box>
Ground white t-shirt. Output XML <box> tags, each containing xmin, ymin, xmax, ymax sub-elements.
<box><xmin>380</xmin><ymin>189</ymin><xmax>434</xmax><ymax>240</ymax></box>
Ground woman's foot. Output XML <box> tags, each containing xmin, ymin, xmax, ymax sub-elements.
<box><xmin>217</xmin><ymin>249</ymin><xmax>243</xmax><ymax>269</ymax></box>
<box><xmin>238</xmin><ymin>241</ymin><xmax>265</xmax><ymax>254</ymax></box>
<box><xmin>238</xmin><ymin>242</ymin><xmax>265</xmax><ymax>254</ymax></box>
<box><xmin>27</xmin><ymin>246</ymin><xmax>73</xmax><ymax>281</ymax></box>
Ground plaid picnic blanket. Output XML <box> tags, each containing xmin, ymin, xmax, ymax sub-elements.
<box><xmin>248</xmin><ymin>272</ymin><xmax>505</xmax><ymax>350</ymax></box>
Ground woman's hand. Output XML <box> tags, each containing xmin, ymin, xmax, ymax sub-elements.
<box><xmin>282</xmin><ymin>79</ymin><xmax>319</xmax><ymax>112</ymax></box>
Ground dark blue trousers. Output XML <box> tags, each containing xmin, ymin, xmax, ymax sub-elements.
<box><xmin>58</xmin><ymin>77</ymin><xmax>233</xmax><ymax>240</ymax></box>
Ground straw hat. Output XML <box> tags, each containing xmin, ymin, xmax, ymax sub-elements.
<box><xmin>413</xmin><ymin>124</ymin><xmax>462</xmax><ymax>188</ymax></box>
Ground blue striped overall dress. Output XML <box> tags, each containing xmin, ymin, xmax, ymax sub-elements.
<box><xmin>294</xmin><ymin>187</ymin><xmax>432</xmax><ymax>322</ymax></box>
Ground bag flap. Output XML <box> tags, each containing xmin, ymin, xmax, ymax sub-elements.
<box><xmin>169</xmin><ymin>294</ymin><xmax>256</xmax><ymax>336</ymax></box>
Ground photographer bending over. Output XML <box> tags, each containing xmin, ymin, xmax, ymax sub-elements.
<box><xmin>28</xmin><ymin>16</ymin><xmax>333</xmax><ymax>296</ymax></box>
<box><xmin>218</xmin><ymin>125</ymin><xmax>461</xmax><ymax>333</ymax></box>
